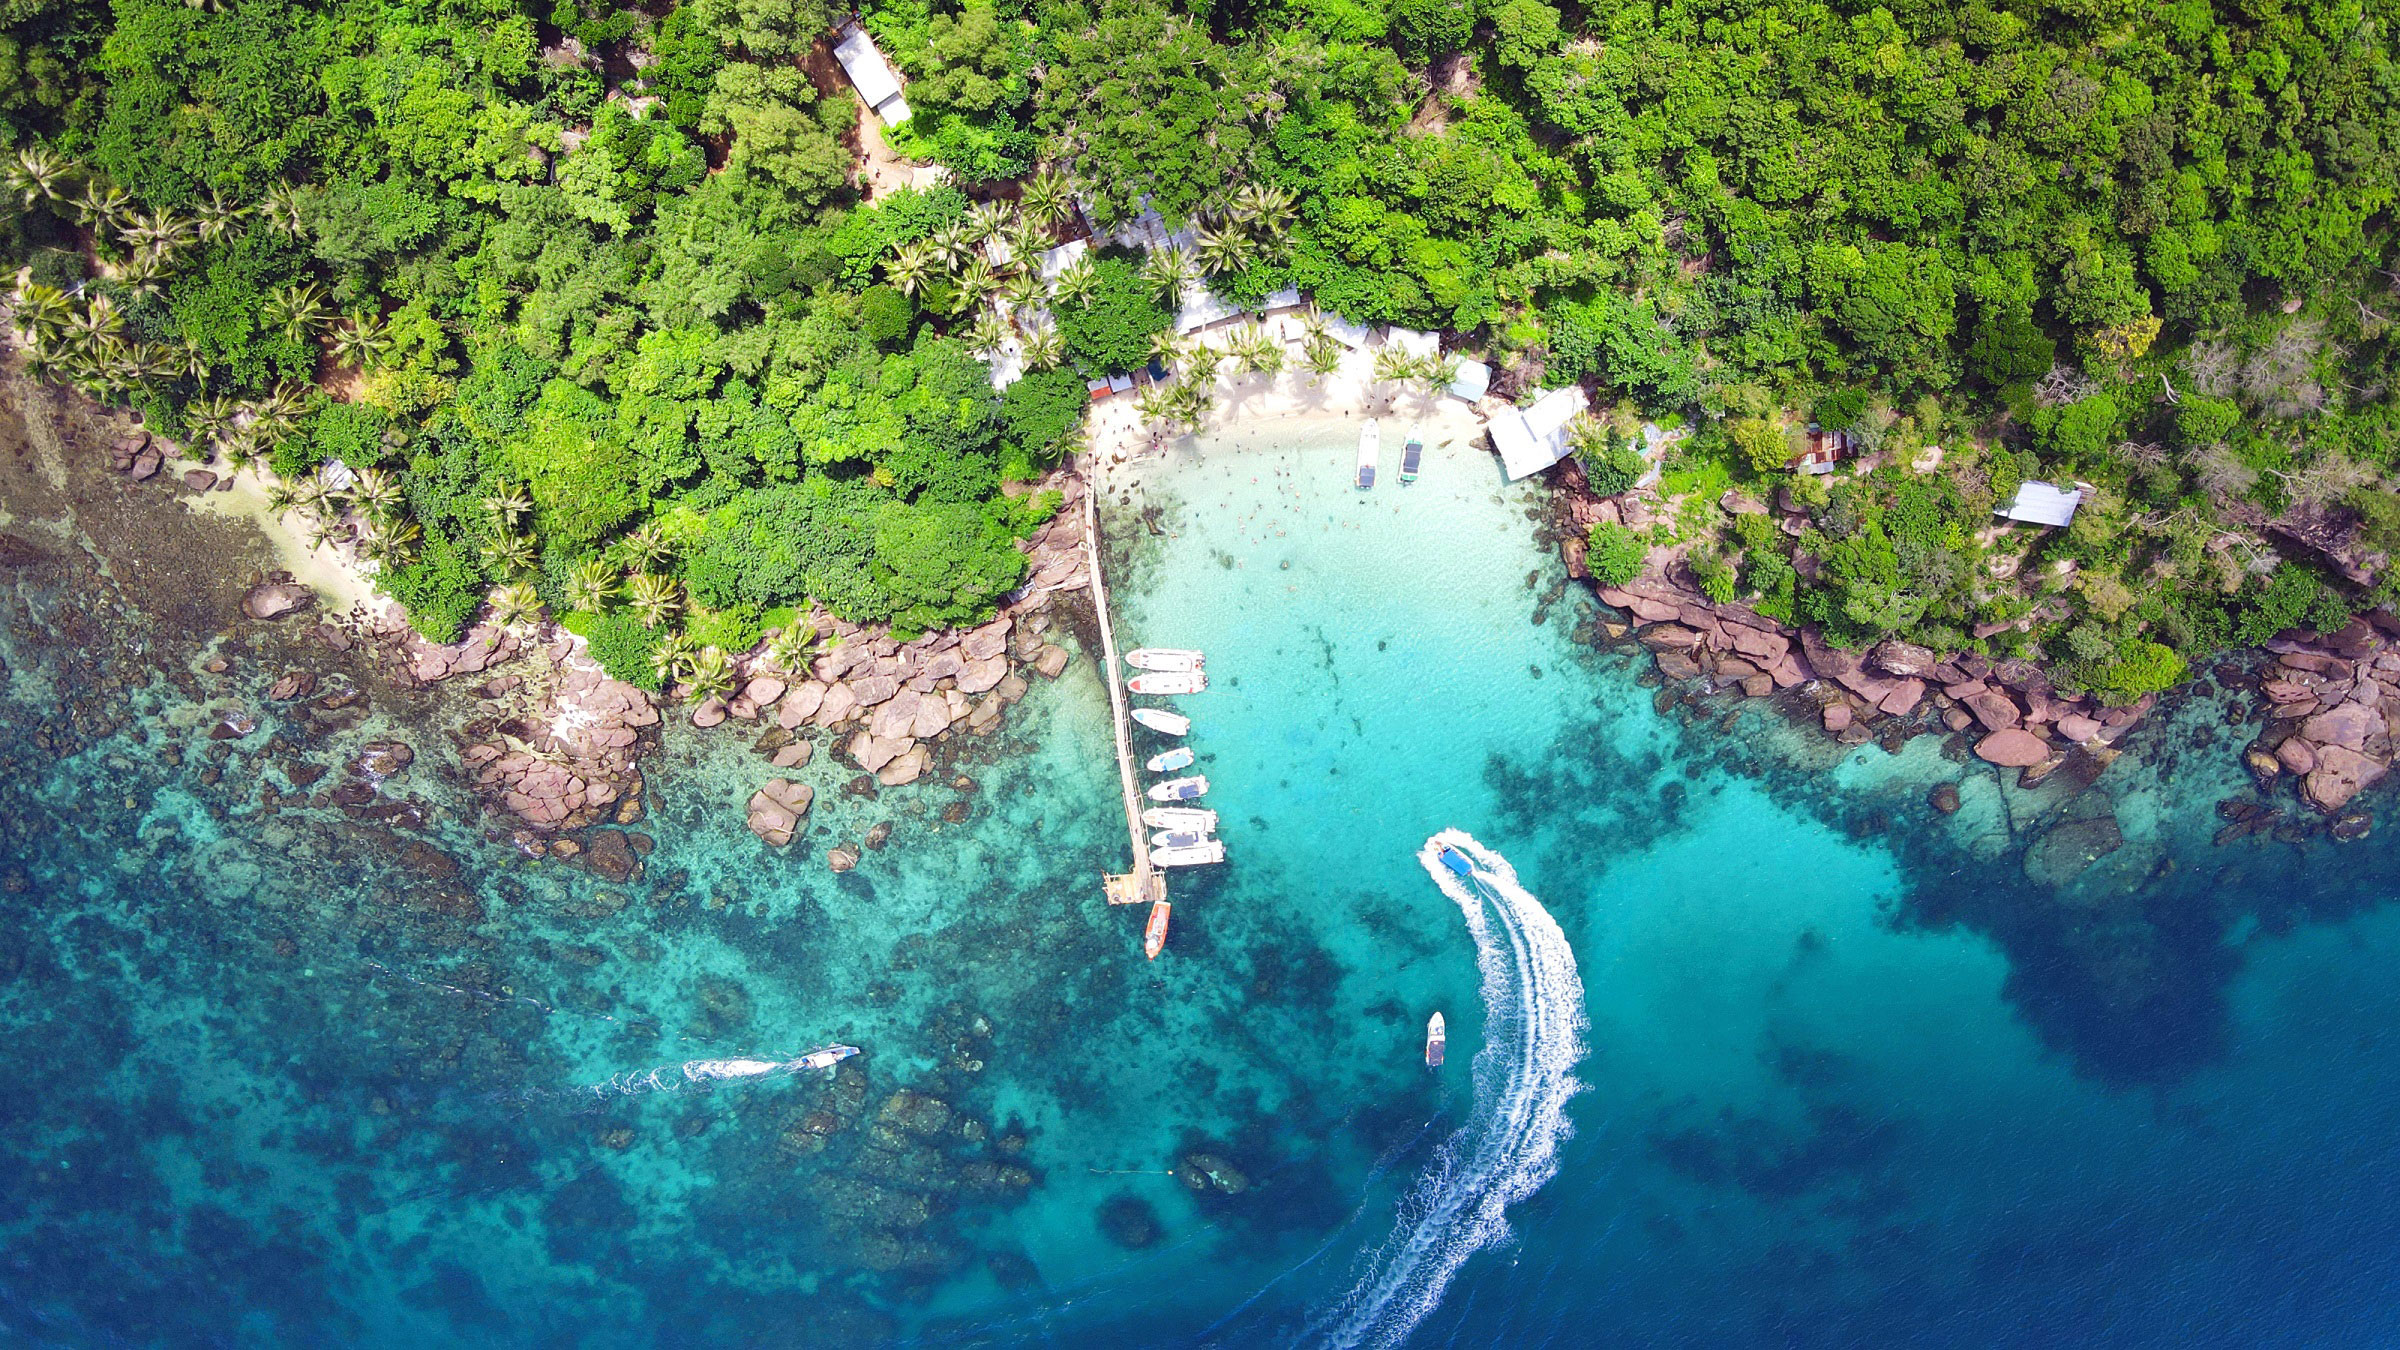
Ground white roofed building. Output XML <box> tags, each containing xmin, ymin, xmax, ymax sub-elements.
<box><xmin>1997</xmin><ymin>480</ymin><xmax>2089</xmax><ymax>528</ymax></box>
<box><xmin>1488</xmin><ymin>386</ymin><xmax>1590</xmax><ymax>480</ymax></box>
<box><xmin>834</xmin><ymin>26</ymin><xmax>910</xmax><ymax>125</ymax></box>
<box><xmin>1447</xmin><ymin>359</ymin><xmax>1490</xmax><ymax>402</ymax></box>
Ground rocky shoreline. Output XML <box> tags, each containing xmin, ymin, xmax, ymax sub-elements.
<box><xmin>1545</xmin><ymin>474</ymin><xmax>2397</xmax><ymax>839</ymax></box>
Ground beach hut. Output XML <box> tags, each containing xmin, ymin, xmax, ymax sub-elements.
<box><xmin>1487</xmin><ymin>386</ymin><xmax>1590</xmax><ymax>480</ymax></box>
<box><xmin>1387</xmin><ymin>327</ymin><xmax>1441</xmax><ymax>363</ymax></box>
<box><xmin>833</xmin><ymin>26</ymin><xmax>911</xmax><ymax>125</ymax></box>
<box><xmin>1447</xmin><ymin>359</ymin><xmax>1491</xmax><ymax>402</ymax></box>
<box><xmin>1998</xmin><ymin>480</ymin><xmax>2089</xmax><ymax>527</ymax></box>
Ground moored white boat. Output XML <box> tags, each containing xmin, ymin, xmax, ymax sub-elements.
<box><xmin>1399</xmin><ymin>428</ymin><xmax>1425</xmax><ymax>484</ymax></box>
<box><xmin>1151</xmin><ymin>828</ymin><xmax>1211</xmax><ymax>848</ymax></box>
<box><xmin>1146</xmin><ymin>775</ymin><xmax>1209</xmax><ymax>802</ymax></box>
<box><xmin>1424</xmin><ymin>1014</ymin><xmax>1445</xmax><ymax>1069</ymax></box>
<box><xmin>1131</xmin><ymin>708</ymin><xmax>1191</xmax><ymax>736</ymax></box>
<box><xmin>1150</xmin><ymin>840</ymin><xmax>1226</xmax><ymax>867</ymax></box>
<box><xmin>1142</xmin><ymin>806</ymin><xmax>1218</xmax><ymax>830</ymax></box>
<box><xmin>1128</xmin><ymin>670</ymin><xmax>1206</xmax><ymax>695</ymax></box>
<box><xmin>1127</xmin><ymin>648</ymin><xmax>1205</xmax><ymax>672</ymax></box>
<box><xmin>1146</xmin><ymin>747</ymin><xmax>1195</xmax><ymax>773</ymax></box>
<box><xmin>1356</xmin><ymin>418</ymin><xmax>1380</xmax><ymax>489</ymax></box>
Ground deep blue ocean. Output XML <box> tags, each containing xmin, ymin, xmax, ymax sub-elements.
<box><xmin>5</xmin><ymin>417</ymin><xmax>2400</xmax><ymax>1348</ymax></box>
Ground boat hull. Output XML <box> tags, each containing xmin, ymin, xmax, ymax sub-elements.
<box><xmin>1146</xmin><ymin>775</ymin><xmax>1209</xmax><ymax>802</ymax></box>
<box><xmin>1424</xmin><ymin>1014</ymin><xmax>1445</xmax><ymax>1068</ymax></box>
<box><xmin>1126</xmin><ymin>648</ymin><xmax>1205</xmax><ymax>672</ymax></box>
<box><xmin>1143</xmin><ymin>900</ymin><xmax>1171</xmax><ymax>959</ymax></box>
<box><xmin>1146</xmin><ymin>747</ymin><xmax>1195</xmax><ymax>773</ymax></box>
<box><xmin>1130</xmin><ymin>708</ymin><xmax>1190</xmax><ymax>736</ymax></box>
<box><xmin>1142</xmin><ymin>807</ymin><xmax>1218</xmax><ymax>830</ymax></box>
<box><xmin>1128</xmin><ymin>671</ymin><xmax>1207</xmax><ymax>695</ymax></box>
<box><xmin>1150</xmin><ymin>841</ymin><xmax>1226</xmax><ymax>867</ymax></box>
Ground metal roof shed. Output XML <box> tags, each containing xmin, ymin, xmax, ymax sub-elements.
<box><xmin>1448</xmin><ymin>359</ymin><xmax>1490</xmax><ymax>402</ymax></box>
<box><xmin>834</xmin><ymin>28</ymin><xmax>909</xmax><ymax>124</ymax></box>
<box><xmin>1998</xmin><ymin>481</ymin><xmax>2088</xmax><ymax>527</ymax></box>
<box><xmin>1488</xmin><ymin>386</ymin><xmax>1590</xmax><ymax>480</ymax></box>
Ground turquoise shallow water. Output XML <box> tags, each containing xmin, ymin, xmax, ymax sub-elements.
<box><xmin>6</xmin><ymin>423</ymin><xmax>2400</xmax><ymax>1346</ymax></box>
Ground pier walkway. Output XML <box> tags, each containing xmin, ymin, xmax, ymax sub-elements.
<box><xmin>1083</xmin><ymin>473</ymin><xmax>1164</xmax><ymax>914</ymax></box>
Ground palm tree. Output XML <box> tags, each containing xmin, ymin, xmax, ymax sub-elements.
<box><xmin>1001</xmin><ymin>270</ymin><xmax>1046</xmax><ymax>317</ymax></box>
<box><xmin>1301</xmin><ymin>334</ymin><xmax>1343</xmax><ymax>378</ymax></box>
<box><xmin>1020</xmin><ymin>324</ymin><xmax>1066</xmax><ymax>371</ymax></box>
<box><xmin>2</xmin><ymin>144</ymin><xmax>72</xmax><ymax>207</ymax></box>
<box><xmin>182</xmin><ymin>394</ymin><xmax>239</xmax><ymax>453</ymax></box>
<box><xmin>565</xmin><ymin>557</ymin><xmax>618</xmax><ymax>611</ymax></box>
<box><xmin>626</xmin><ymin>572</ymin><xmax>680</xmax><ymax>629</ymax></box>
<box><xmin>65</xmin><ymin>293</ymin><xmax>125</xmax><ymax>347</ymax></box>
<box><xmin>329</xmin><ymin>313</ymin><xmax>389</xmax><ymax>369</ymax></box>
<box><xmin>119</xmin><ymin>205</ymin><xmax>194</xmax><ymax>256</ymax></box>
<box><xmin>358</xmin><ymin>514</ymin><xmax>421</xmax><ymax>567</ymax></box>
<box><xmin>1299</xmin><ymin>304</ymin><xmax>1331</xmax><ymax>344</ymax></box>
<box><xmin>175</xmin><ymin>340</ymin><xmax>212</xmax><ymax>383</ymax></box>
<box><xmin>1233</xmin><ymin>183</ymin><xmax>1299</xmax><ymax>244</ymax></box>
<box><xmin>885</xmin><ymin>241</ymin><xmax>936</xmax><ymax>297</ymax></box>
<box><xmin>258</xmin><ymin>183</ymin><xmax>308</xmax><ymax>236</ymax></box>
<box><xmin>1140</xmin><ymin>244</ymin><xmax>1195</xmax><ymax>307</ymax></box>
<box><xmin>70</xmin><ymin>181</ymin><xmax>131</xmax><ymax>229</ymax></box>
<box><xmin>649</xmin><ymin>631</ymin><xmax>695</xmax><ymax>687</ymax></box>
<box><xmin>1018</xmin><ymin>168</ymin><xmax>1075</xmax><ymax>228</ymax></box>
<box><xmin>1417</xmin><ymin>355</ymin><xmax>1461</xmax><ymax>397</ymax></box>
<box><xmin>263</xmin><ymin>480</ymin><xmax>301</xmax><ymax>516</ymax></box>
<box><xmin>1373</xmin><ymin>345</ymin><xmax>1421</xmax><ymax>388</ymax></box>
<box><xmin>955</xmin><ymin>256</ymin><xmax>1004</xmax><ymax>308</ymax></box>
<box><xmin>1050</xmin><ymin>255</ymin><xmax>1099</xmax><ymax>310</ymax></box>
<box><xmin>482</xmin><ymin>482</ymin><xmax>532</xmax><ymax>530</ymax></box>
<box><xmin>10</xmin><ymin>279</ymin><xmax>72</xmax><ymax>338</ymax></box>
<box><xmin>685</xmin><ymin>645</ymin><xmax>736</xmax><ymax>700</ymax></box>
<box><xmin>115</xmin><ymin>248</ymin><xmax>171</xmax><ymax>300</ymax></box>
<box><xmin>270</xmin><ymin>282</ymin><xmax>333</xmax><ymax>344</ymax></box>
<box><xmin>967</xmin><ymin>310</ymin><xmax>1013</xmax><ymax>358</ymax></box>
<box><xmin>348</xmin><ymin>466</ymin><xmax>401</xmax><ymax>518</ymax></box>
<box><xmin>622</xmin><ymin>524</ymin><xmax>673</xmax><ymax>571</ymax></box>
<box><xmin>1192</xmin><ymin>222</ymin><xmax>1256</xmax><ymax>277</ymax></box>
<box><xmin>1172</xmin><ymin>378</ymin><xmax>1216</xmax><ymax>429</ymax></box>
<box><xmin>488</xmin><ymin>582</ymin><xmax>543</xmax><ymax>629</ymax></box>
<box><xmin>1230</xmin><ymin>325</ymin><xmax>1283</xmax><ymax>378</ymax></box>
<box><xmin>1001</xmin><ymin>218</ymin><xmax>1049</xmax><ymax>271</ymax></box>
<box><xmin>1146</xmin><ymin>329</ymin><xmax>1188</xmax><ymax>371</ymax></box>
<box><xmin>1134</xmin><ymin>384</ymin><xmax>1180</xmax><ymax>431</ymax></box>
<box><xmin>929</xmin><ymin>220</ymin><xmax>976</xmax><ymax>269</ymax></box>
<box><xmin>194</xmin><ymin>191</ymin><xmax>248</xmax><ymax>245</ymax></box>
<box><xmin>763</xmin><ymin>622</ymin><xmax>817</xmax><ymax>673</ymax></box>
<box><xmin>482</xmin><ymin>530</ymin><xmax>535</xmax><ymax>574</ymax></box>
<box><xmin>962</xmin><ymin>199</ymin><xmax>1012</xmax><ymax>244</ymax></box>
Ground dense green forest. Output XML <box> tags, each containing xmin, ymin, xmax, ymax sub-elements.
<box><xmin>3</xmin><ymin>0</ymin><xmax>2398</xmax><ymax>699</ymax></box>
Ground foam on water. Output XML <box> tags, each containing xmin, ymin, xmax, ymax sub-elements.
<box><xmin>1307</xmin><ymin>830</ymin><xmax>1587</xmax><ymax>1349</ymax></box>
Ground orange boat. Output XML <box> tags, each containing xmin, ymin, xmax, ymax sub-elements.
<box><xmin>1143</xmin><ymin>899</ymin><xmax>1172</xmax><ymax>959</ymax></box>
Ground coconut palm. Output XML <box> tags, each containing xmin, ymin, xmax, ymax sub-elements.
<box><xmin>482</xmin><ymin>530</ymin><xmax>535</xmax><ymax>573</ymax></box>
<box><xmin>962</xmin><ymin>199</ymin><xmax>1012</xmax><ymax>244</ymax></box>
<box><xmin>1139</xmin><ymin>244</ymin><xmax>1195</xmax><ymax>307</ymax></box>
<box><xmin>955</xmin><ymin>256</ymin><xmax>1004</xmax><ymax>308</ymax></box>
<box><xmin>70</xmin><ymin>181</ymin><xmax>131</xmax><ymax>229</ymax></box>
<box><xmin>1134</xmin><ymin>384</ymin><xmax>1180</xmax><ymax>431</ymax></box>
<box><xmin>488</xmin><ymin>582</ymin><xmax>543</xmax><ymax>629</ymax></box>
<box><xmin>2</xmin><ymin>144</ymin><xmax>72</xmax><ymax>207</ymax></box>
<box><xmin>259</xmin><ymin>381</ymin><xmax>312</xmax><ymax>422</ymax></box>
<box><xmin>1147</xmin><ymin>328</ymin><xmax>1189</xmax><ymax>371</ymax></box>
<box><xmin>181</xmin><ymin>394</ymin><xmax>239</xmax><ymax>453</ymax></box>
<box><xmin>258</xmin><ymin>183</ymin><xmax>308</xmax><ymax>236</ymax></box>
<box><xmin>1417</xmin><ymin>355</ymin><xmax>1461</xmax><ymax>397</ymax></box>
<box><xmin>269</xmin><ymin>282</ymin><xmax>333</xmax><ymax>344</ymax></box>
<box><xmin>1001</xmin><ymin>269</ymin><xmax>1047</xmax><ymax>317</ymax></box>
<box><xmin>967</xmin><ymin>310</ymin><xmax>1013</xmax><ymax>358</ymax></box>
<box><xmin>330</xmin><ymin>313</ymin><xmax>390</xmax><ymax>370</ymax></box>
<box><xmin>1192</xmin><ymin>221</ymin><xmax>1256</xmax><ymax>277</ymax></box>
<box><xmin>1172</xmin><ymin>378</ymin><xmax>1216</xmax><ymax>429</ymax></box>
<box><xmin>119</xmin><ymin>205</ymin><xmax>194</xmax><ymax>256</ymax></box>
<box><xmin>885</xmin><ymin>241</ymin><xmax>936</xmax><ymax>297</ymax></box>
<box><xmin>194</xmin><ymin>191</ymin><xmax>248</xmax><ymax>245</ymax></box>
<box><xmin>1233</xmin><ymin>183</ymin><xmax>1299</xmax><ymax>244</ymax></box>
<box><xmin>10</xmin><ymin>280</ymin><xmax>72</xmax><ymax>338</ymax></box>
<box><xmin>65</xmin><ymin>293</ymin><xmax>125</xmax><ymax>348</ymax></box>
<box><xmin>482</xmin><ymin>482</ymin><xmax>532</xmax><ymax>530</ymax></box>
<box><xmin>1001</xmin><ymin>218</ymin><xmax>1049</xmax><ymax>271</ymax></box>
<box><xmin>626</xmin><ymin>572</ymin><xmax>681</xmax><ymax>628</ymax></box>
<box><xmin>1020</xmin><ymin>324</ymin><xmax>1066</xmax><ymax>372</ymax></box>
<box><xmin>358</xmin><ymin>514</ymin><xmax>421</xmax><ymax>566</ymax></box>
<box><xmin>115</xmin><ymin>248</ymin><xmax>172</xmax><ymax>301</ymax></box>
<box><xmin>566</xmin><ymin>557</ymin><xmax>618</xmax><ymax>611</ymax></box>
<box><xmin>622</xmin><ymin>524</ymin><xmax>673</xmax><ymax>571</ymax></box>
<box><xmin>1373</xmin><ymin>345</ymin><xmax>1422</xmax><ymax>388</ymax></box>
<box><xmin>1299</xmin><ymin>304</ymin><xmax>1331</xmax><ymax>345</ymax></box>
<box><xmin>1019</xmin><ymin>168</ymin><xmax>1075</xmax><ymax>228</ymax></box>
<box><xmin>649</xmin><ymin>631</ymin><xmax>696</xmax><ymax>687</ymax></box>
<box><xmin>1050</xmin><ymin>255</ymin><xmax>1099</xmax><ymax>309</ymax></box>
<box><xmin>685</xmin><ymin>644</ymin><xmax>736</xmax><ymax>700</ymax></box>
<box><xmin>263</xmin><ymin>480</ymin><xmax>301</xmax><ymax>516</ymax></box>
<box><xmin>929</xmin><ymin>220</ymin><xmax>976</xmax><ymax>269</ymax></box>
<box><xmin>174</xmin><ymin>340</ymin><xmax>212</xmax><ymax>382</ymax></box>
<box><xmin>763</xmin><ymin>622</ymin><xmax>817</xmax><ymax>673</ymax></box>
<box><xmin>348</xmin><ymin>466</ymin><xmax>401</xmax><ymax>518</ymax></box>
<box><xmin>1229</xmin><ymin>325</ymin><xmax>1283</xmax><ymax>378</ymax></box>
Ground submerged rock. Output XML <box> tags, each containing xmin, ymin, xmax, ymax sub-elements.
<box><xmin>1179</xmin><ymin>1152</ymin><xmax>1250</xmax><ymax>1195</ymax></box>
<box><xmin>242</xmin><ymin>581</ymin><xmax>314</xmax><ymax>621</ymax></box>
<box><xmin>2025</xmin><ymin>814</ymin><xmax>2124</xmax><ymax>888</ymax></box>
<box><xmin>1975</xmin><ymin>728</ymin><xmax>2050</xmax><ymax>767</ymax></box>
<box><xmin>746</xmin><ymin>779</ymin><xmax>814</xmax><ymax>847</ymax></box>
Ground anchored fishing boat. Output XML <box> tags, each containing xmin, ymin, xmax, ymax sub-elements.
<box><xmin>1150</xmin><ymin>840</ymin><xmax>1226</xmax><ymax>867</ymax></box>
<box><xmin>1151</xmin><ymin>828</ymin><xmax>1211</xmax><ymax>849</ymax></box>
<box><xmin>798</xmin><ymin>1044</ymin><xmax>861</xmax><ymax>1072</ymax></box>
<box><xmin>1143</xmin><ymin>806</ymin><xmax>1218</xmax><ymax>831</ymax></box>
<box><xmin>1128</xmin><ymin>670</ymin><xmax>1207</xmax><ymax>695</ymax></box>
<box><xmin>1143</xmin><ymin>899</ymin><xmax>1172</xmax><ymax>959</ymax></box>
<box><xmin>1356</xmin><ymin>418</ymin><xmax>1380</xmax><ymax>489</ymax></box>
<box><xmin>1147</xmin><ymin>775</ymin><xmax>1209</xmax><ymax>802</ymax></box>
<box><xmin>1127</xmin><ymin>648</ymin><xmax>1205</xmax><ymax>672</ymax></box>
<box><xmin>1131</xmin><ymin>708</ymin><xmax>1190</xmax><ymax>736</ymax></box>
<box><xmin>1424</xmin><ymin>1014</ymin><xmax>1445</xmax><ymax>1068</ymax></box>
<box><xmin>1146</xmin><ymin>746</ymin><xmax>1195</xmax><ymax>773</ymax></box>
<box><xmin>1399</xmin><ymin>428</ymin><xmax>1425</xmax><ymax>484</ymax></box>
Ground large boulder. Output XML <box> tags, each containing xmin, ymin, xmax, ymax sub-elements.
<box><xmin>746</xmin><ymin>779</ymin><xmax>815</xmax><ymax>847</ymax></box>
<box><xmin>1871</xmin><ymin>639</ymin><xmax>1941</xmax><ymax>678</ymax></box>
<box><xmin>1975</xmin><ymin>728</ymin><xmax>2051</xmax><ymax>767</ymax></box>
<box><xmin>743</xmin><ymin>676</ymin><xmax>787</xmax><ymax>707</ymax></box>
<box><xmin>2300</xmin><ymin>701</ymin><xmax>2382</xmax><ymax>752</ymax></box>
<box><xmin>1966</xmin><ymin>691</ymin><xmax>2022</xmax><ymax>732</ymax></box>
<box><xmin>242</xmin><ymin>581</ymin><xmax>315</xmax><ymax>621</ymax></box>
<box><xmin>2305</xmin><ymin>744</ymin><xmax>2388</xmax><ymax>812</ymax></box>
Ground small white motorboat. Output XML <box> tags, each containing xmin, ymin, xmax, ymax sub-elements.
<box><xmin>1143</xmin><ymin>806</ymin><xmax>1218</xmax><ymax>830</ymax></box>
<box><xmin>1127</xmin><ymin>648</ymin><xmax>1205</xmax><ymax>672</ymax></box>
<box><xmin>1147</xmin><ymin>747</ymin><xmax>1195</xmax><ymax>773</ymax></box>
<box><xmin>1151</xmin><ymin>840</ymin><xmax>1226</xmax><ymax>867</ymax></box>
<box><xmin>1356</xmin><ymin>418</ymin><xmax>1379</xmax><ymax>489</ymax></box>
<box><xmin>1425</xmin><ymin>1014</ymin><xmax>1445</xmax><ymax>1069</ymax></box>
<box><xmin>1131</xmin><ymin>708</ymin><xmax>1190</xmax><ymax>736</ymax></box>
<box><xmin>1151</xmin><ymin>828</ymin><xmax>1211</xmax><ymax>848</ymax></box>
<box><xmin>798</xmin><ymin>1044</ymin><xmax>861</xmax><ymax>1072</ymax></box>
<box><xmin>1146</xmin><ymin>775</ymin><xmax>1209</xmax><ymax>802</ymax></box>
<box><xmin>1128</xmin><ymin>670</ymin><xmax>1206</xmax><ymax>695</ymax></box>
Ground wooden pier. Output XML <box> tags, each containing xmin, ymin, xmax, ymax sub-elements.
<box><xmin>1083</xmin><ymin>472</ymin><xmax>1166</xmax><ymax>921</ymax></box>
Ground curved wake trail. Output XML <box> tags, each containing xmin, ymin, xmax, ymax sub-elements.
<box><xmin>1305</xmin><ymin>828</ymin><xmax>1588</xmax><ymax>1350</ymax></box>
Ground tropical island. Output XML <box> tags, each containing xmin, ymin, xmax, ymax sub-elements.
<box><xmin>2</xmin><ymin>0</ymin><xmax>2397</xmax><ymax>820</ymax></box>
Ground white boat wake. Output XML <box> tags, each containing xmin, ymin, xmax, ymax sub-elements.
<box><xmin>581</xmin><ymin>1046</ymin><xmax>859</xmax><ymax>1100</ymax></box>
<box><xmin>1304</xmin><ymin>828</ymin><xmax>1588</xmax><ymax>1350</ymax></box>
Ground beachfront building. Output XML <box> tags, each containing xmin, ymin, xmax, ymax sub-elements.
<box><xmin>1488</xmin><ymin>386</ymin><xmax>1591</xmax><ymax>480</ymax></box>
<box><xmin>1997</xmin><ymin>480</ymin><xmax>2090</xmax><ymax>527</ymax></box>
<box><xmin>833</xmin><ymin>26</ymin><xmax>910</xmax><ymax>126</ymax></box>
<box><xmin>1447</xmin><ymin>358</ymin><xmax>1490</xmax><ymax>402</ymax></box>
<box><xmin>1789</xmin><ymin>423</ymin><xmax>1847</xmax><ymax>475</ymax></box>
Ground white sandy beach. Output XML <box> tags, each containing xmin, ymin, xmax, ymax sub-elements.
<box><xmin>183</xmin><ymin>469</ymin><xmax>386</xmax><ymax>619</ymax></box>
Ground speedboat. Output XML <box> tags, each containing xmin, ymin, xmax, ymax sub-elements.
<box><xmin>1425</xmin><ymin>1013</ymin><xmax>1445</xmax><ymax>1068</ymax></box>
<box><xmin>1150</xmin><ymin>840</ymin><xmax>1226</xmax><ymax>867</ymax></box>
<box><xmin>1143</xmin><ymin>806</ymin><xmax>1218</xmax><ymax>831</ymax></box>
<box><xmin>1151</xmin><ymin>828</ymin><xmax>1210</xmax><ymax>848</ymax></box>
<box><xmin>797</xmin><ymin>1044</ymin><xmax>860</xmax><ymax>1071</ymax></box>
<box><xmin>1144</xmin><ymin>900</ymin><xmax>1171</xmax><ymax>959</ymax></box>
<box><xmin>1356</xmin><ymin>418</ymin><xmax>1379</xmax><ymax>489</ymax></box>
<box><xmin>1399</xmin><ymin>429</ymin><xmax>1424</xmax><ymax>484</ymax></box>
<box><xmin>1437</xmin><ymin>845</ymin><xmax>1474</xmax><ymax>878</ymax></box>
<box><xmin>1131</xmin><ymin>708</ymin><xmax>1191</xmax><ymax>736</ymax></box>
<box><xmin>1147</xmin><ymin>747</ymin><xmax>1195</xmax><ymax>773</ymax></box>
<box><xmin>1127</xmin><ymin>648</ymin><xmax>1204</xmax><ymax>672</ymax></box>
<box><xmin>1147</xmin><ymin>775</ymin><xmax>1209</xmax><ymax>801</ymax></box>
<box><xmin>1128</xmin><ymin>670</ymin><xmax>1206</xmax><ymax>695</ymax></box>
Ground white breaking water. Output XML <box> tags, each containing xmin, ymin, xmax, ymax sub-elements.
<box><xmin>1307</xmin><ymin>829</ymin><xmax>1589</xmax><ymax>1350</ymax></box>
